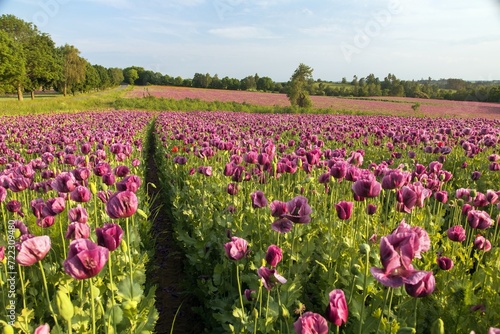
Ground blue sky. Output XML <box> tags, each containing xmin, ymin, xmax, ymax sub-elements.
<box><xmin>2</xmin><ymin>0</ymin><xmax>500</xmax><ymax>82</ymax></box>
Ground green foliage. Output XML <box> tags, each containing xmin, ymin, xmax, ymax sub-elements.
<box><xmin>287</xmin><ymin>63</ymin><xmax>314</xmax><ymax>108</ymax></box>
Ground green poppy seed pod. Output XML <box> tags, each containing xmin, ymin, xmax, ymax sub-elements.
<box><xmin>359</xmin><ymin>243</ymin><xmax>370</xmax><ymax>255</ymax></box>
<box><xmin>281</xmin><ymin>305</ymin><xmax>290</xmax><ymax>318</ymax></box>
<box><xmin>120</xmin><ymin>239</ymin><xmax>128</xmax><ymax>253</ymax></box>
<box><xmin>397</xmin><ymin>327</ymin><xmax>416</xmax><ymax>334</ymax></box>
<box><xmin>1</xmin><ymin>324</ymin><xmax>14</xmax><ymax>334</ymax></box>
<box><xmin>304</xmin><ymin>176</ymin><xmax>313</xmax><ymax>183</ymax></box>
<box><xmin>14</xmin><ymin>229</ymin><xmax>21</xmax><ymax>239</ymax></box>
<box><xmin>470</xmin><ymin>189</ymin><xmax>477</xmax><ymax>198</ymax></box>
<box><xmin>351</xmin><ymin>264</ymin><xmax>362</xmax><ymax>275</ymax></box>
<box><xmin>102</xmin><ymin>183</ymin><xmax>108</xmax><ymax>192</ymax></box>
<box><xmin>431</xmin><ymin>318</ymin><xmax>445</xmax><ymax>334</ymax></box>
<box><xmin>297</xmin><ymin>158</ymin><xmax>303</xmax><ymax>168</ymax></box>
<box><xmin>56</xmin><ymin>289</ymin><xmax>74</xmax><ymax>321</ymax></box>
<box><xmin>89</xmin><ymin>182</ymin><xmax>97</xmax><ymax>195</ymax></box>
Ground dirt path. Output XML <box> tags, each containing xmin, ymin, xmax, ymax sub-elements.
<box><xmin>145</xmin><ymin>121</ymin><xmax>203</xmax><ymax>334</ymax></box>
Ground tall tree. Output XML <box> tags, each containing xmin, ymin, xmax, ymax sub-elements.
<box><xmin>123</xmin><ymin>67</ymin><xmax>139</xmax><ymax>85</ymax></box>
<box><xmin>287</xmin><ymin>63</ymin><xmax>313</xmax><ymax>108</ymax></box>
<box><xmin>0</xmin><ymin>30</ymin><xmax>25</xmax><ymax>98</ymax></box>
<box><xmin>57</xmin><ymin>44</ymin><xmax>86</xmax><ymax>96</ymax></box>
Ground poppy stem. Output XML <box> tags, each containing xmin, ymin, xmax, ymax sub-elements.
<box><xmin>107</xmin><ymin>252</ymin><xmax>117</xmax><ymax>333</ymax></box>
<box><xmin>236</xmin><ymin>263</ymin><xmax>245</xmax><ymax>312</ymax></box>
<box><xmin>357</xmin><ymin>251</ymin><xmax>370</xmax><ymax>334</ymax></box>
<box><xmin>38</xmin><ymin>261</ymin><xmax>61</xmax><ymax>331</ymax></box>
<box><xmin>413</xmin><ymin>298</ymin><xmax>419</xmax><ymax>329</ymax></box>
<box><xmin>375</xmin><ymin>287</ymin><xmax>391</xmax><ymax>334</ymax></box>
<box><xmin>89</xmin><ymin>277</ymin><xmax>97</xmax><ymax>334</ymax></box>
<box><xmin>18</xmin><ymin>264</ymin><xmax>27</xmax><ymax>309</ymax></box>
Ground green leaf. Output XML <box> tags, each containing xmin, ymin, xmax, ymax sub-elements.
<box><xmin>116</xmin><ymin>277</ymin><xmax>143</xmax><ymax>303</ymax></box>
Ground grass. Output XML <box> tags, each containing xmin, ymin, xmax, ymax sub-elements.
<box><xmin>0</xmin><ymin>86</ymin><xmax>132</xmax><ymax>115</ymax></box>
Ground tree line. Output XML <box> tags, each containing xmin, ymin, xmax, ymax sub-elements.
<box><xmin>0</xmin><ymin>15</ymin><xmax>123</xmax><ymax>100</ymax></box>
<box><xmin>1</xmin><ymin>14</ymin><xmax>499</xmax><ymax>104</ymax></box>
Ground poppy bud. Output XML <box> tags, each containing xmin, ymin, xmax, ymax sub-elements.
<box><xmin>359</xmin><ymin>243</ymin><xmax>370</xmax><ymax>254</ymax></box>
<box><xmin>431</xmin><ymin>318</ymin><xmax>445</xmax><ymax>334</ymax></box>
<box><xmin>56</xmin><ymin>289</ymin><xmax>74</xmax><ymax>321</ymax></box>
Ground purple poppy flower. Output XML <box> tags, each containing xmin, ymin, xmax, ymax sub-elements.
<box><xmin>6</xmin><ymin>200</ymin><xmax>24</xmax><ymax>217</ymax></box>
<box><xmin>31</xmin><ymin>198</ymin><xmax>45</xmax><ymax>219</ymax></box>
<box><xmin>352</xmin><ymin>175</ymin><xmax>381</xmax><ymax>198</ymax></box>
<box><xmin>271</xmin><ymin>218</ymin><xmax>294</xmax><ymax>233</ymax></box>
<box><xmin>283</xmin><ymin>196</ymin><xmax>312</xmax><ymax>224</ymax></box>
<box><xmin>0</xmin><ymin>186</ymin><xmax>7</xmax><ymax>202</ymax></box>
<box><xmin>265</xmin><ymin>244</ymin><xmax>283</xmax><ymax>267</ymax></box>
<box><xmin>0</xmin><ymin>246</ymin><xmax>5</xmax><ymax>262</ymax></box>
<box><xmin>436</xmin><ymin>256</ymin><xmax>454</xmax><ymax>270</ymax></box>
<box><xmin>96</xmin><ymin>223</ymin><xmax>123</xmax><ymax>251</ymax></box>
<box><xmin>325</xmin><ymin>289</ymin><xmax>348</xmax><ymax>327</ymax></box>
<box><xmin>244</xmin><ymin>289</ymin><xmax>256</xmax><ymax>301</ymax></box>
<box><xmin>16</xmin><ymin>236</ymin><xmax>51</xmax><ymax>266</ymax></box>
<box><xmin>381</xmin><ymin>170</ymin><xmax>409</xmax><ymax>190</ymax></box>
<box><xmin>330</xmin><ymin>161</ymin><xmax>348</xmax><ymax>180</ymax></box>
<box><xmin>257</xmin><ymin>266</ymin><xmax>287</xmax><ymax>291</ymax></box>
<box><xmin>34</xmin><ymin>324</ymin><xmax>50</xmax><ymax>334</ymax></box>
<box><xmin>97</xmin><ymin>190</ymin><xmax>113</xmax><ymax>204</ymax></box>
<box><xmin>250</xmin><ymin>190</ymin><xmax>268</xmax><ymax>208</ymax></box>
<box><xmin>224</xmin><ymin>237</ymin><xmax>249</xmax><ymax>261</ymax></box>
<box><xmin>68</xmin><ymin>205</ymin><xmax>88</xmax><ymax>224</ymax></box>
<box><xmin>473</xmin><ymin>193</ymin><xmax>489</xmax><ymax>207</ymax></box>
<box><xmin>347</xmin><ymin>151</ymin><xmax>364</xmax><ymax>167</ymax></box>
<box><xmin>93</xmin><ymin>162</ymin><xmax>111</xmax><ymax>177</ymax></box>
<box><xmin>473</xmin><ymin>235</ymin><xmax>492</xmax><ymax>252</ymax></box>
<box><xmin>114</xmin><ymin>165</ymin><xmax>130</xmax><ymax>177</ymax></box>
<box><xmin>132</xmin><ymin>158</ymin><xmax>140</xmax><ymax>167</ymax></box>
<box><xmin>36</xmin><ymin>216</ymin><xmax>55</xmax><ymax>228</ymax></box>
<box><xmin>434</xmin><ymin>191</ymin><xmax>448</xmax><ymax>204</ymax></box>
<box><xmin>404</xmin><ymin>271</ymin><xmax>435</xmax><ymax>298</ymax></box>
<box><xmin>51</xmin><ymin>172</ymin><xmax>77</xmax><ymax>193</ymax></box>
<box><xmin>102</xmin><ymin>173</ymin><xmax>116</xmax><ymax>186</ymax></box>
<box><xmin>447</xmin><ymin>225</ymin><xmax>466</xmax><ymax>242</ymax></box>
<box><xmin>224</xmin><ymin>162</ymin><xmax>236</xmax><ymax>176</ymax></box>
<box><xmin>197</xmin><ymin>166</ymin><xmax>212</xmax><ymax>176</ymax></box>
<box><xmin>42</xmin><ymin>197</ymin><xmax>66</xmax><ymax>217</ymax></box>
<box><xmin>70</xmin><ymin>186</ymin><xmax>92</xmax><ymax>203</ymax></box>
<box><xmin>467</xmin><ymin>210</ymin><xmax>494</xmax><ymax>230</ymax></box>
<box><xmin>63</xmin><ymin>239</ymin><xmax>109</xmax><ymax>280</ymax></box>
<box><xmin>227</xmin><ymin>183</ymin><xmax>239</xmax><ymax>196</ymax></box>
<box><xmin>106</xmin><ymin>191</ymin><xmax>138</xmax><ymax>219</ymax></box>
<box><xmin>72</xmin><ymin>167</ymin><xmax>90</xmax><ymax>181</ymax></box>
<box><xmin>366</xmin><ymin>204</ymin><xmax>377</xmax><ymax>215</ymax></box>
<box><xmin>335</xmin><ymin>201</ymin><xmax>353</xmax><ymax>220</ymax></box>
<box><xmin>270</xmin><ymin>200</ymin><xmax>288</xmax><ymax>217</ymax></box>
<box><xmin>471</xmin><ymin>171</ymin><xmax>481</xmax><ymax>181</ymax></box>
<box><xmin>116</xmin><ymin>175</ymin><xmax>141</xmax><ymax>193</ymax></box>
<box><xmin>486</xmin><ymin>189</ymin><xmax>498</xmax><ymax>204</ymax></box>
<box><xmin>294</xmin><ymin>312</ymin><xmax>328</xmax><ymax>334</ymax></box>
<box><xmin>65</xmin><ymin>222</ymin><xmax>90</xmax><ymax>240</ymax></box>
<box><xmin>318</xmin><ymin>172</ymin><xmax>330</xmax><ymax>184</ymax></box>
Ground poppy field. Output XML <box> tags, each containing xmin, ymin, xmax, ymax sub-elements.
<box><xmin>154</xmin><ymin>111</ymin><xmax>500</xmax><ymax>333</ymax></box>
<box><xmin>126</xmin><ymin>85</ymin><xmax>500</xmax><ymax>119</ymax></box>
<box><xmin>1</xmin><ymin>109</ymin><xmax>500</xmax><ymax>333</ymax></box>
<box><xmin>0</xmin><ymin>111</ymin><xmax>158</xmax><ymax>333</ymax></box>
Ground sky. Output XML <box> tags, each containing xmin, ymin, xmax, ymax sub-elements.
<box><xmin>1</xmin><ymin>0</ymin><xmax>500</xmax><ymax>82</ymax></box>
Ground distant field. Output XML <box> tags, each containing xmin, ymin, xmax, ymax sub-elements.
<box><xmin>126</xmin><ymin>85</ymin><xmax>500</xmax><ymax>119</ymax></box>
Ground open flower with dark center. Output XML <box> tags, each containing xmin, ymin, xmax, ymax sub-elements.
<box><xmin>64</xmin><ymin>239</ymin><xmax>109</xmax><ymax>280</ymax></box>
<box><xmin>283</xmin><ymin>196</ymin><xmax>312</xmax><ymax>224</ymax></box>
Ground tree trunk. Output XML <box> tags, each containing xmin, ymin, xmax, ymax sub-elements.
<box><xmin>31</xmin><ymin>91</ymin><xmax>35</xmax><ymax>100</ymax></box>
<box><xmin>17</xmin><ymin>83</ymin><xmax>23</xmax><ymax>101</ymax></box>
<box><xmin>63</xmin><ymin>83</ymin><xmax>67</xmax><ymax>97</ymax></box>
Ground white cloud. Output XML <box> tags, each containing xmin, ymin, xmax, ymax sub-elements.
<box><xmin>208</xmin><ymin>26</ymin><xmax>276</xmax><ymax>39</ymax></box>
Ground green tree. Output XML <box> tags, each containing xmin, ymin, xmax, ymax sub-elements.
<box><xmin>108</xmin><ymin>67</ymin><xmax>124</xmax><ymax>86</ymax></box>
<box><xmin>256</xmin><ymin>76</ymin><xmax>274</xmax><ymax>91</ymax></box>
<box><xmin>0</xmin><ymin>30</ymin><xmax>25</xmax><ymax>98</ymax></box>
<box><xmin>0</xmin><ymin>14</ymin><xmax>59</xmax><ymax>100</ymax></box>
<box><xmin>57</xmin><ymin>44</ymin><xmax>87</xmax><ymax>96</ymax></box>
<box><xmin>287</xmin><ymin>63</ymin><xmax>313</xmax><ymax>108</ymax></box>
<box><xmin>123</xmin><ymin>68</ymin><xmax>139</xmax><ymax>85</ymax></box>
